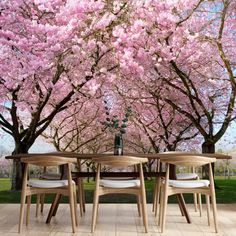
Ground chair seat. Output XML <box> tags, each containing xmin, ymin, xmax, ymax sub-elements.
<box><xmin>176</xmin><ymin>173</ymin><xmax>198</xmax><ymax>180</ymax></box>
<box><xmin>100</xmin><ymin>179</ymin><xmax>140</xmax><ymax>188</ymax></box>
<box><xmin>28</xmin><ymin>179</ymin><xmax>75</xmax><ymax>188</ymax></box>
<box><xmin>169</xmin><ymin>179</ymin><xmax>210</xmax><ymax>188</ymax></box>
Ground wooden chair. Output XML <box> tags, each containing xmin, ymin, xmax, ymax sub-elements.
<box><xmin>37</xmin><ymin>160</ymin><xmax>86</xmax><ymax>217</ymax></box>
<box><xmin>91</xmin><ymin>155</ymin><xmax>149</xmax><ymax>233</ymax></box>
<box><xmin>158</xmin><ymin>155</ymin><xmax>218</xmax><ymax>233</ymax></box>
<box><xmin>153</xmin><ymin>151</ymin><xmax>201</xmax><ymax>216</ymax></box>
<box><xmin>45</xmin><ymin>152</ymin><xmax>86</xmax><ymax>217</ymax></box>
<box><xmin>18</xmin><ymin>156</ymin><xmax>78</xmax><ymax>233</ymax></box>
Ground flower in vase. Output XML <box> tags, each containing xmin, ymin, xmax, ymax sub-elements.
<box><xmin>101</xmin><ymin>102</ymin><xmax>132</xmax><ymax>135</ymax></box>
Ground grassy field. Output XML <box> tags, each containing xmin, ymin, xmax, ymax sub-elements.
<box><xmin>0</xmin><ymin>176</ymin><xmax>235</xmax><ymax>204</ymax></box>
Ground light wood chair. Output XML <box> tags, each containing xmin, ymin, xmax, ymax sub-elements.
<box><xmin>153</xmin><ymin>151</ymin><xmax>201</xmax><ymax>216</ymax></box>
<box><xmin>37</xmin><ymin>160</ymin><xmax>86</xmax><ymax>217</ymax></box>
<box><xmin>91</xmin><ymin>155</ymin><xmax>149</xmax><ymax>233</ymax></box>
<box><xmin>158</xmin><ymin>155</ymin><xmax>218</xmax><ymax>233</ymax></box>
<box><xmin>18</xmin><ymin>155</ymin><xmax>78</xmax><ymax>233</ymax></box>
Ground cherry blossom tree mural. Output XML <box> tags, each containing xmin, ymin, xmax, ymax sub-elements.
<box><xmin>0</xmin><ymin>0</ymin><xmax>235</xmax><ymax>190</ymax></box>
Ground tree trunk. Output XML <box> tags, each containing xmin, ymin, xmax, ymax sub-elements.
<box><xmin>201</xmin><ymin>140</ymin><xmax>215</xmax><ymax>179</ymax></box>
<box><xmin>11</xmin><ymin>143</ymin><xmax>29</xmax><ymax>191</ymax></box>
<box><xmin>202</xmin><ymin>141</ymin><xmax>215</xmax><ymax>154</ymax></box>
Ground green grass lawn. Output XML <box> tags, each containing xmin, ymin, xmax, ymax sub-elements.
<box><xmin>0</xmin><ymin>177</ymin><xmax>235</xmax><ymax>204</ymax></box>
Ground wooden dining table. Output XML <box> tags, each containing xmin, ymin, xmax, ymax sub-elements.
<box><xmin>5</xmin><ymin>152</ymin><xmax>231</xmax><ymax>225</ymax></box>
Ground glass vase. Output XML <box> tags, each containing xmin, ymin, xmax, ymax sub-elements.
<box><xmin>114</xmin><ymin>133</ymin><xmax>123</xmax><ymax>155</ymax></box>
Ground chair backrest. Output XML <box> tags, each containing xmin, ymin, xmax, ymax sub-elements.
<box><xmin>160</xmin><ymin>155</ymin><xmax>216</xmax><ymax>167</ymax></box>
<box><xmin>21</xmin><ymin>155</ymin><xmax>77</xmax><ymax>166</ymax></box>
<box><xmin>92</xmin><ymin>155</ymin><xmax>148</xmax><ymax>167</ymax></box>
<box><xmin>160</xmin><ymin>151</ymin><xmax>199</xmax><ymax>172</ymax></box>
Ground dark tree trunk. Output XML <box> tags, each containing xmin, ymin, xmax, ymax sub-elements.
<box><xmin>202</xmin><ymin>141</ymin><xmax>215</xmax><ymax>154</ymax></box>
<box><xmin>201</xmin><ymin>140</ymin><xmax>215</xmax><ymax>179</ymax></box>
<box><xmin>11</xmin><ymin>143</ymin><xmax>29</xmax><ymax>191</ymax></box>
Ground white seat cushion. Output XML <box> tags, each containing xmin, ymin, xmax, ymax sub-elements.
<box><xmin>169</xmin><ymin>179</ymin><xmax>210</xmax><ymax>188</ymax></box>
<box><xmin>100</xmin><ymin>179</ymin><xmax>140</xmax><ymax>188</ymax></box>
<box><xmin>176</xmin><ymin>173</ymin><xmax>198</xmax><ymax>180</ymax></box>
<box><xmin>28</xmin><ymin>179</ymin><xmax>74</xmax><ymax>188</ymax></box>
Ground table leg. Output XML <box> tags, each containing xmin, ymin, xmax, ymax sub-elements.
<box><xmin>46</xmin><ymin>194</ymin><xmax>62</xmax><ymax>223</ymax></box>
<box><xmin>176</xmin><ymin>194</ymin><xmax>191</xmax><ymax>223</ymax></box>
<box><xmin>176</xmin><ymin>194</ymin><xmax>184</xmax><ymax>216</ymax></box>
<box><xmin>52</xmin><ymin>194</ymin><xmax>61</xmax><ymax>216</ymax></box>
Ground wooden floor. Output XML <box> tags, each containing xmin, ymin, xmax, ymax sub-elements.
<box><xmin>0</xmin><ymin>204</ymin><xmax>235</xmax><ymax>236</ymax></box>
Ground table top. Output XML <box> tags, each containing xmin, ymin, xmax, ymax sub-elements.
<box><xmin>5</xmin><ymin>151</ymin><xmax>232</xmax><ymax>160</ymax></box>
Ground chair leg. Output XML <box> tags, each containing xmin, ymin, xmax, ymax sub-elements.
<box><xmin>77</xmin><ymin>178</ymin><xmax>83</xmax><ymax>217</ymax></box>
<box><xmin>73</xmin><ymin>185</ymin><xmax>78</xmax><ymax>226</ymax></box>
<box><xmin>211</xmin><ymin>193</ymin><xmax>219</xmax><ymax>233</ymax></box>
<box><xmin>81</xmin><ymin>179</ymin><xmax>86</xmax><ymax>213</ymax></box>
<box><xmin>40</xmin><ymin>194</ymin><xmax>45</xmax><ymax>213</ymax></box>
<box><xmin>137</xmin><ymin>195</ymin><xmax>141</xmax><ymax>217</ymax></box>
<box><xmin>158</xmin><ymin>185</ymin><xmax>163</xmax><ymax>226</ymax></box>
<box><xmin>26</xmin><ymin>195</ymin><xmax>31</xmax><ymax>226</ymax></box>
<box><xmin>96</xmin><ymin>199</ymin><xmax>99</xmax><ymax>217</ymax></box>
<box><xmin>152</xmin><ymin>177</ymin><xmax>158</xmax><ymax>212</ymax></box>
<box><xmin>206</xmin><ymin>195</ymin><xmax>210</xmax><ymax>226</ymax></box>
<box><xmin>154</xmin><ymin>176</ymin><xmax>161</xmax><ymax>217</ymax></box>
<box><xmin>36</xmin><ymin>194</ymin><xmax>40</xmax><ymax>217</ymax></box>
<box><xmin>209</xmin><ymin>163</ymin><xmax>218</xmax><ymax>233</ymax></box>
<box><xmin>140</xmin><ymin>191</ymin><xmax>148</xmax><ymax>233</ymax></box>
<box><xmin>139</xmin><ymin>164</ymin><xmax>148</xmax><ymax>233</ymax></box>
<box><xmin>198</xmin><ymin>193</ymin><xmax>202</xmax><ymax>217</ymax></box>
<box><xmin>193</xmin><ymin>193</ymin><xmax>198</xmax><ymax>212</ymax></box>
<box><xmin>91</xmin><ymin>191</ymin><xmax>99</xmax><ymax>233</ymax></box>
<box><xmin>161</xmin><ymin>187</ymin><xmax>168</xmax><ymax>233</ymax></box>
<box><xmin>18</xmin><ymin>191</ymin><xmax>26</xmax><ymax>233</ymax></box>
<box><xmin>69</xmin><ymin>187</ymin><xmax>76</xmax><ymax>233</ymax></box>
